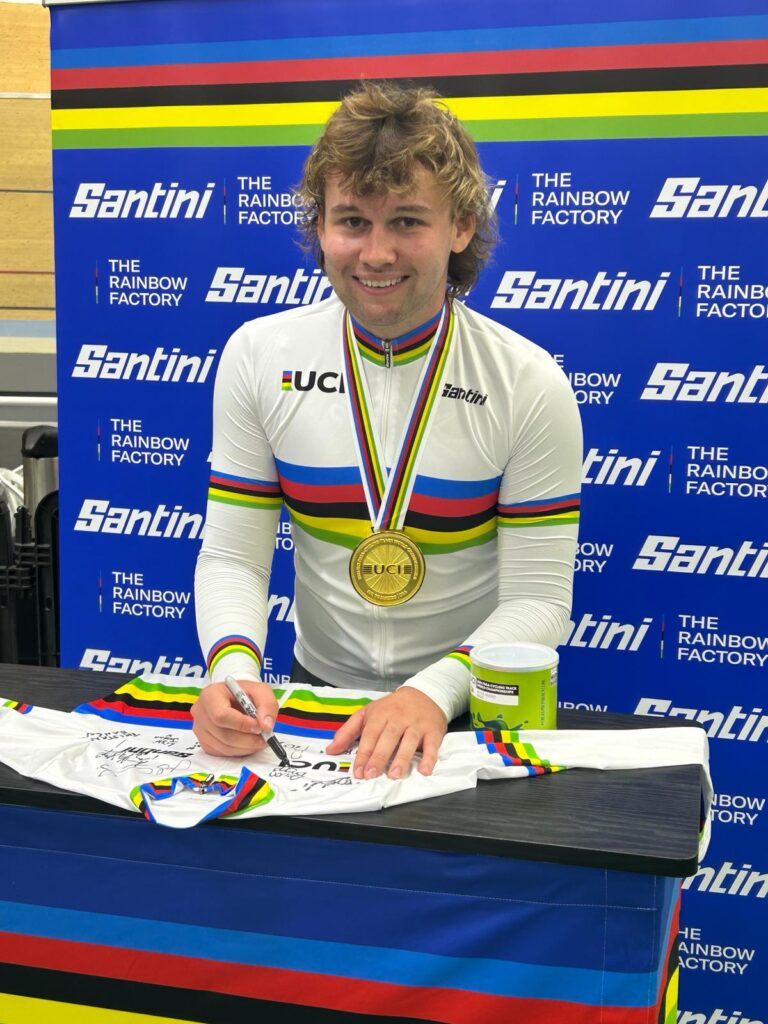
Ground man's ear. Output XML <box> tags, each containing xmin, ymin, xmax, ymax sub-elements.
<box><xmin>452</xmin><ymin>212</ymin><xmax>476</xmax><ymax>254</ymax></box>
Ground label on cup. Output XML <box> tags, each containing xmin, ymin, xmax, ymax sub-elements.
<box><xmin>470</xmin><ymin>642</ymin><xmax>558</xmax><ymax>731</ymax></box>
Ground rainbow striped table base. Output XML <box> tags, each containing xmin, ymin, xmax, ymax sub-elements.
<box><xmin>0</xmin><ymin>804</ymin><xmax>679</xmax><ymax>1024</ymax></box>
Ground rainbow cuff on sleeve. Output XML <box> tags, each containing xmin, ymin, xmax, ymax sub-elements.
<box><xmin>497</xmin><ymin>493</ymin><xmax>580</xmax><ymax>528</ymax></box>
<box><xmin>208</xmin><ymin>470</ymin><xmax>283</xmax><ymax>510</ymax></box>
<box><xmin>207</xmin><ymin>635</ymin><xmax>262</xmax><ymax>675</ymax></box>
<box><xmin>445</xmin><ymin>644</ymin><xmax>473</xmax><ymax>671</ymax></box>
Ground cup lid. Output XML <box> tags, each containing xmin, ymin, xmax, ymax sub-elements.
<box><xmin>471</xmin><ymin>642</ymin><xmax>559</xmax><ymax>671</ymax></box>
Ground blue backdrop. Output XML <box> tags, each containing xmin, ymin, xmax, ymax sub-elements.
<box><xmin>50</xmin><ymin>1</ymin><xmax>767</xmax><ymax>1017</ymax></box>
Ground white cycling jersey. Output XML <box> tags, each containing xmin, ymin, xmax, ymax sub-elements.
<box><xmin>195</xmin><ymin>295</ymin><xmax>582</xmax><ymax>720</ymax></box>
<box><xmin>0</xmin><ymin>682</ymin><xmax>711</xmax><ymax>848</ymax></box>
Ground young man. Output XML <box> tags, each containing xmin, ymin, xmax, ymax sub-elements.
<box><xmin>193</xmin><ymin>81</ymin><xmax>582</xmax><ymax>780</ymax></box>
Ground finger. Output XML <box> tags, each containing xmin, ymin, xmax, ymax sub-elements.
<box><xmin>358</xmin><ymin>720</ymin><xmax>402</xmax><ymax>779</ymax></box>
<box><xmin>326</xmin><ymin>708</ymin><xmax>365</xmax><ymax>755</ymax></box>
<box><xmin>350</xmin><ymin>715</ymin><xmax>388</xmax><ymax>778</ymax></box>
<box><xmin>193</xmin><ymin>684</ymin><xmax>263</xmax><ymax>736</ymax></box>
<box><xmin>193</xmin><ymin>722</ymin><xmax>267</xmax><ymax>758</ymax></box>
<box><xmin>243</xmin><ymin>684</ymin><xmax>280</xmax><ymax>731</ymax></box>
<box><xmin>417</xmin><ymin>732</ymin><xmax>441</xmax><ymax>776</ymax></box>
<box><xmin>387</xmin><ymin>727</ymin><xmax>421</xmax><ymax>780</ymax></box>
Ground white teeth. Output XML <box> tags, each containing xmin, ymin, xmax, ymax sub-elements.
<box><xmin>359</xmin><ymin>278</ymin><xmax>403</xmax><ymax>289</ymax></box>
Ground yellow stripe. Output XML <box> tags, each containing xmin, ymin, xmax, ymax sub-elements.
<box><xmin>447</xmin><ymin>88</ymin><xmax>768</xmax><ymax>120</ymax></box>
<box><xmin>404</xmin><ymin>518</ymin><xmax>496</xmax><ymax>547</ymax></box>
<box><xmin>0</xmin><ymin>992</ymin><xmax>204</xmax><ymax>1024</ymax></box>
<box><xmin>285</xmin><ymin>697</ymin><xmax>369</xmax><ymax>714</ymax></box>
<box><xmin>499</xmin><ymin>513</ymin><xmax>579</xmax><ymax>527</ymax></box>
<box><xmin>291</xmin><ymin>509</ymin><xmax>371</xmax><ymax>541</ymax></box>
<box><xmin>52</xmin><ymin>100</ymin><xmax>339</xmax><ymax>131</ymax></box>
<box><xmin>51</xmin><ymin>89</ymin><xmax>768</xmax><ymax>132</ymax></box>
<box><xmin>117</xmin><ymin>682</ymin><xmax>197</xmax><ymax>706</ymax></box>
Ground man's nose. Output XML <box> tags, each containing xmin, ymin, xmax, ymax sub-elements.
<box><xmin>359</xmin><ymin>225</ymin><xmax>396</xmax><ymax>267</ymax></box>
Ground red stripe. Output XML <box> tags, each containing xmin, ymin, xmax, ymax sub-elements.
<box><xmin>87</xmin><ymin>699</ymin><xmax>192</xmax><ymax>721</ymax></box>
<box><xmin>0</xmin><ymin>932</ymin><xmax>651</xmax><ymax>1024</ymax></box>
<box><xmin>51</xmin><ymin>39</ymin><xmax>768</xmax><ymax>90</ymax></box>
<box><xmin>409</xmin><ymin>490</ymin><xmax>497</xmax><ymax>517</ymax></box>
<box><xmin>280</xmin><ymin>478</ymin><xmax>366</xmax><ymax>505</ymax></box>
<box><xmin>499</xmin><ymin>498</ymin><xmax>579</xmax><ymax>514</ymax></box>
<box><xmin>209</xmin><ymin>636</ymin><xmax>258</xmax><ymax>658</ymax></box>
<box><xmin>277</xmin><ymin>713</ymin><xmax>340</xmax><ymax>732</ymax></box>
<box><xmin>654</xmin><ymin>891</ymin><xmax>681</xmax><ymax>1018</ymax></box>
<box><xmin>210</xmin><ymin>475</ymin><xmax>280</xmax><ymax>495</ymax></box>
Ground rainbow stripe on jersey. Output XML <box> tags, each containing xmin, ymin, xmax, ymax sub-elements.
<box><xmin>75</xmin><ymin>677</ymin><xmax>200</xmax><ymax>728</ymax></box>
<box><xmin>446</xmin><ymin>644</ymin><xmax>473</xmax><ymax>671</ymax></box>
<box><xmin>350</xmin><ymin>308</ymin><xmax>441</xmax><ymax>367</ymax></box>
<box><xmin>207</xmin><ymin>634</ymin><xmax>262</xmax><ymax>675</ymax></box>
<box><xmin>130</xmin><ymin>769</ymin><xmax>273</xmax><ymax>822</ymax></box>
<box><xmin>208</xmin><ymin>470</ymin><xmax>282</xmax><ymax>511</ymax></box>
<box><xmin>498</xmin><ymin>493</ymin><xmax>580</xmax><ymax>528</ymax></box>
<box><xmin>477</xmin><ymin>730</ymin><xmax>566</xmax><ymax>776</ymax></box>
<box><xmin>277</xmin><ymin>458</ymin><xmax>501</xmax><ymax>555</ymax></box>
<box><xmin>276</xmin><ymin>688</ymin><xmax>372</xmax><ymax>739</ymax></box>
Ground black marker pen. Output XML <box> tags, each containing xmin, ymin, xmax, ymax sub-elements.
<box><xmin>224</xmin><ymin>675</ymin><xmax>288</xmax><ymax>764</ymax></box>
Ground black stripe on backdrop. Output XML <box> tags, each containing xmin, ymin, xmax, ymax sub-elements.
<box><xmin>50</xmin><ymin>63</ymin><xmax>768</xmax><ymax>110</ymax></box>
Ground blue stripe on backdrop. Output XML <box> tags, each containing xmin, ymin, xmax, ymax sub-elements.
<box><xmin>0</xmin><ymin>808</ymin><xmax>669</xmax><ymax>975</ymax></box>
<box><xmin>49</xmin><ymin>0</ymin><xmax>768</xmax><ymax>51</ymax></box>
<box><xmin>0</xmin><ymin>805</ymin><xmax>661</xmax><ymax>909</ymax></box>
<box><xmin>0</xmin><ymin>898</ymin><xmax>660</xmax><ymax>1005</ymax></box>
<box><xmin>51</xmin><ymin>16</ymin><xmax>768</xmax><ymax>67</ymax></box>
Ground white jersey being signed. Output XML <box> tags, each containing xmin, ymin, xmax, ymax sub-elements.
<box><xmin>0</xmin><ymin>678</ymin><xmax>710</xmax><ymax>856</ymax></box>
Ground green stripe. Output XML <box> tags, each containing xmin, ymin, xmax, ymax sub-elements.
<box><xmin>498</xmin><ymin>514</ymin><xmax>579</xmax><ymax>528</ymax></box>
<box><xmin>209</xmin><ymin>492</ymin><xmax>283</xmax><ymax>509</ymax></box>
<box><xmin>124</xmin><ymin>677</ymin><xmax>201</xmax><ymax>698</ymax></box>
<box><xmin>210</xmin><ymin>644</ymin><xmax>261</xmax><ymax>668</ymax></box>
<box><xmin>53</xmin><ymin>113</ymin><xmax>768</xmax><ymax>151</ymax></box>
<box><xmin>52</xmin><ymin>123</ymin><xmax>324</xmax><ymax>150</ymax></box>
<box><xmin>291</xmin><ymin>517</ymin><xmax>360</xmax><ymax>551</ymax></box>
<box><xmin>464</xmin><ymin>111</ymin><xmax>768</xmax><ymax>142</ymax></box>
<box><xmin>292</xmin><ymin>515</ymin><xmax>496</xmax><ymax>555</ymax></box>
<box><xmin>418</xmin><ymin>530</ymin><xmax>496</xmax><ymax>555</ymax></box>
<box><xmin>288</xmin><ymin>689</ymin><xmax>372</xmax><ymax>708</ymax></box>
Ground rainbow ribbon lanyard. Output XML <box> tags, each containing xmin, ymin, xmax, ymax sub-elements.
<box><xmin>341</xmin><ymin>301</ymin><xmax>454</xmax><ymax>534</ymax></box>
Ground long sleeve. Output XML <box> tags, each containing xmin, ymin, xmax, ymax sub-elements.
<box><xmin>194</xmin><ymin>325</ymin><xmax>282</xmax><ymax>683</ymax></box>
<box><xmin>402</xmin><ymin>354</ymin><xmax>582</xmax><ymax>721</ymax></box>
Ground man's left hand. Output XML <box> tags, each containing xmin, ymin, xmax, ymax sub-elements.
<box><xmin>325</xmin><ymin>687</ymin><xmax>447</xmax><ymax>780</ymax></box>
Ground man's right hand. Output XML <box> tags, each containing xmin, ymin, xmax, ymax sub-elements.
<box><xmin>191</xmin><ymin>680</ymin><xmax>279</xmax><ymax>757</ymax></box>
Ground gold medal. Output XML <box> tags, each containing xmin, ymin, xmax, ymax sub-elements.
<box><xmin>349</xmin><ymin>530</ymin><xmax>425</xmax><ymax>606</ymax></box>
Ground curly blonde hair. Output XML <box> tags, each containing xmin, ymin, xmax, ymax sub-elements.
<box><xmin>298</xmin><ymin>80</ymin><xmax>497</xmax><ymax>296</ymax></box>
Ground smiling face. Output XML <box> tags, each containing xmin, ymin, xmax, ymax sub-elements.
<box><xmin>316</xmin><ymin>166</ymin><xmax>475</xmax><ymax>338</ymax></box>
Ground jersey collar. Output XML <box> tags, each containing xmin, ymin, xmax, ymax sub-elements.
<box><xmin>349</xmin><ymin>302</ymin><xmax>447</xmax><ymax>367</ymax></box>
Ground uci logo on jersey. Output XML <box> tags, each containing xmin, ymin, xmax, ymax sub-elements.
<box><xmin>281</xmin><ymin>370</ymin><xmax>346</xmax><ymax>394</ymax></box>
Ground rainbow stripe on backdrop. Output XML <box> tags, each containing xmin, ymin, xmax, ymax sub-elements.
<box><xmin>0</xmin><ymin>802</ymin><xmax>683</xmax><ymax>1024</ymax></box>
<box><xmin>207</xmin><ymin>634</ymin><xmax>262</xmax><ymax>675</ymax></box>
<box><xmin>74</xmin><ymin>677</ymin><xmax>200</xmax><ymax>729</ymax></box>
<box><xmin>275</xmin><ymin>688</ymin><xmax>372</xmax><ymax>739</ymax></box>
<box><xmin>498</xmin><ymin>493</ymin><xmax>580</xmax><ymax>528</ymax></box>
<box><xmin>208</xmin><ymin>470</ymin><xmax>283</xmax><ymax>511</ymax></box>
<box><xmin>276</xmin><ymin>458</ymin><xmax>501</xmax><ymax>555</ymax></box>
<box><xmin>477</xmin><ymin>729</ymin><xmax>566</xmax><ymax>775</ymax></box>
<box><xmin>50</xmin><ymin>16</ymin><xmax>768</xmax><ymax>148</ymax></box>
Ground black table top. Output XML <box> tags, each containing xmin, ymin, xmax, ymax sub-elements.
<box><xmin>0</xmin><ymin>663</ymin><xmax>707</xmax><ymax>876</ymax></box>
